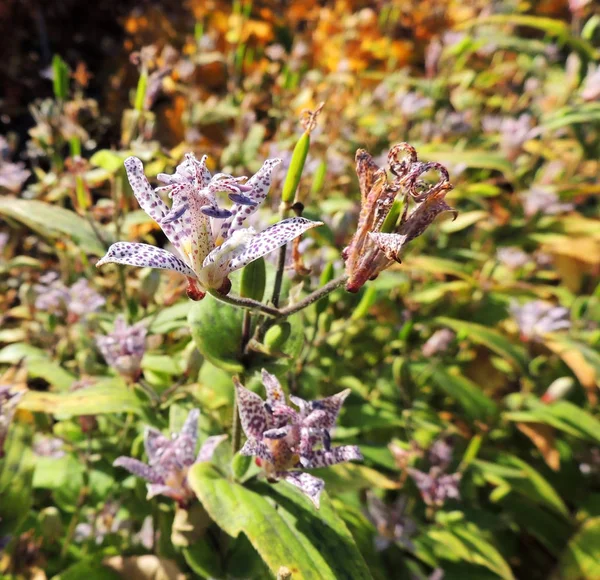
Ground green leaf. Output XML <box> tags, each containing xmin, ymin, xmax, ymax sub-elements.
<box><xmin>90</xmin><ymin>150</ymin><xmax>127</xmax><ymax>173</ymax></box>
<box><xmin>0</xmin><ymin>197</ymin><xmax>107</xmax><ymax>255</ymax></box>
<box><xmin>19</xmin><ymin>378</ymin><xmax>144</xmax><ymax>417</ymax></box>
<box><xmin>418</xmin><ymin>148</ymin><xmax>516</xmax><ymax>178</ymax></box>
<box><xmin>188</xmin><ymin>296</ymin><xmax>244</xmax><ymax>373</ymax></box>
<box><xmin>188</xmin><ymin>463</ymin><xmax>372</xmax><ymax>579</ymax></box>
<box><xmin>435</xmin><ymin>317</ymin><xmax>528</xmax><ymax>371</ymax></box>
<box><xmin>475</xmin><ymin>454</ymin><xmax>569</xmax><ymax>517</ymax></box>
<box><xmin>556</xmin><ymin>517</ymin><xmax>600</xmax><ymax>580</ymax></box>
<box><xmin>439</xmin><ymin>210</ymin><xmax>488</xmax><ymax>234</ymax></box>
<box><xmin>431</xmin><ymin>524</ymin><xmax>515</xmax><ymax>580</ymax></box>
<box><xmin>430</xmin><ymin>368</ymin><xmax>498</xmax><ymax>423</ymax></box>
<box><xmin>0</xmin><ymin>423</ymin><xmax>34</xmax><ymax>534</ymax></box>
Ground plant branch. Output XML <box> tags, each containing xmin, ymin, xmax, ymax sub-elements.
<box><xmin>277</xmin><ymin>274</ymin><xmax>348</xmax><ymax>318</ymax></box>
<box><xmin>207</xmin><ymin>289</ymin><xmax>280</xmax><ymax>317</ymax></box>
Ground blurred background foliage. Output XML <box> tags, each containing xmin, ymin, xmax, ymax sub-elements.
<box><xmin>0</xmin><ymin>0</ymin><xmax>599</xmax><ymax>578</ymax></box>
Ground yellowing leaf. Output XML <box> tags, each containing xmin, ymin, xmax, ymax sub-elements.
<box><xmin>517</xmin><ymin>422</ymin><xmax>560</xmax><ymax>471</ymax></box>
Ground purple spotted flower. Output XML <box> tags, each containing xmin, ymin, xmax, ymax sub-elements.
<box><xmin>366</xmin><ymin>493</ymin><xmax>416</xmax><ymax>551</ymax></box>
<box><xmin>34</xmin><ymin>274</ymin><xmax>105</xmax><ymax>322</ymax></box>
<box><xmin>96</xmin><ymin>316</ymin><xmax>147</xmax><ymax>381</ymax></box>
<box><xmin>343</xmin><ymin>143</ymin><xmax>456</xmax><ymax>293</ymax></box>
<box><xmin>408</xmin><ymin>467</ymin><xmax>461</xmax><ymax>507</ymax></box>
<box><xmin>113</xmin><ymin>409</ymin><xmax>226</xmax><ymax>506</ymax></box>
<box><xmin>1</xmin><ymin>386</ymin><xmax>24</xmax><ymax>457</ymax></box>
<box><xmin>235</xmin><ymin>369</ymin><xmax>362</xmax><ymax>508</ymax></box>
<box><xmin>510</xmin><ymin>300</ymin><xmax>571</xmax><ymax>342</ymax></box>
<box><xmin>97</xmin><ymin>154</ymin><xmax>322</xmax><ymax>300</ymax></box>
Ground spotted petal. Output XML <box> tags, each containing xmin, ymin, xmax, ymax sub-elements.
<box><xmin>302</xmin><ymin>445</ymin><xmax>363</xmax><ymax>468</ymax></box>
<box><xmin>234</xmin><ymin>378</ymin><xmax>268</xmax><ymax>439</ymax></box>
<box><xmin>220</xmin><ymin>158</ymin><xmax>282</xmax><ymax>239</ymax></box>
<box><xmin>280</xmin><ymin>472</ymin><xmax>325</xmax><ymax>508</ymax></box>
<box><xmin>308</xmin><ymin>389</ymin><xmax>351</xmax><ymax>430</ymax></box>
<box><xmin>114</xmin><ymin>456</ymin><xmax>163</xmax><ymax>484</ymax></box>
<box><xmin>261</xmin><ymin>369</ymin><xmax>286</xmax><ymax>408</ymax></box>
<box><xmin>124</xmin><ymin>157</ymin><xmax>186</xmax><ymax>251</ymax></box>
<box><xmin>196</xmin><ymin>434</ymin><xmax>228</xmax><ymax>463</ymax></box>
<box><xmin>368</xmin><ymin>232</ymin><xmax>408</xmax><ymax>263</ymax></box>
<box><xmin>223</xmin><ymin>217</ymin><xmax>323</xmax><ymax>275</ymax></box>
<box><xmin>96</xmin><ymin>242</ymin><xmax>196</xmax><ymax>278</ymax></box>
<box><xmin>144</xmin><ymin>427</ymin><xmax>170</xmax><ymax>465</ymax></box>
<box><xmin>175</xmin><ymin>409</ymin><xmax>200</xmax><ymax>466</ymax></box>
<box><xmin>239</xmin><ymin>438</ymin><xmax>275</xmax><ymax>463</ymax></box>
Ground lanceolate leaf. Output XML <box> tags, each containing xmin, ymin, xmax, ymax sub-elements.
<box><xmin>0</xmin><ymin>197</ymin><xmax>107</xmax><ymax>255</ymax></box>
<box><xmin>18</xmin><ymin>379</ymin><xmax>144</xmax><ymax>417</ymax></box>
<box><xmin>435</xmin><ymin>317</ymin><xmax>528</xmax><ymax>371</ymax></box>
<box><xmin>556</xmin><ymin>517</ymin><xmax>600</xmax><ymax>580</ymax></box>
<box><xmin>188</xmin><ymin>463</ymin><xmax>372</xmax><ymax>579</ymax></box>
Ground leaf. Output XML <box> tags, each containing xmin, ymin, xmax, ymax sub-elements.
<box><xmin>18</xmin><ymin>378</ymin><xmax>144</xmax><ymax>417</ymax></box>
<box><xmin>188</xmin><ymin>463</ymin><xmax>372</xmax><ymax>579</ymax></box>
<box><xmin>188</xmin><ymin>296</ymin><xmax>244</xmax><ymax>373</ymax></box>
<box><xmin>427</xmin><ymin>525</ymin><xmax>514</xmax><ymax>579</ymax></box>
<box><xmin>0</xmin><ymin>197</ymin><xmax>107</xmax><ymax>255</ymax></box>
<box><xmin>435</xmin><ymin>317</ymin><xmax>528</xmax><ymax>371</ymax></box>
<box><xmin>439</xmin><ymin>210</ymin><xmax>488</xmax><ymax>234</ymax></box>
<box><xmin>89</xmin><ymin>150</ymin><xmax>127</xmax><ymax>173</ymax></box>
<box><xmin>475</xmin><ymin>454</ymin><xmax>569</xmax><ymax>517</ymax></box>
<box><xmin>430</xmin><ymin>367</ymin><xmax>499</xmax><ymax>423</ymax></box>
<box><xmin>516</xmin><ymin>422</ymin><xmax>560</xmax><ymax>471</ymax></box>
<box><xmin>555</xmin><ymin>517</ymin><xmax>600</xmax><ymax>580</ymax></box>
<box><xmin>0</xmin><ymin>343</ymin><xmax>75</xmax><ymax>391</ymax></box>
<box><xmin>310</xmin><ymin>463</ymin><xmax>400</xmax><ymax>493</ymax></box>
<box><xmin>544</xmin><ymin>337</ymin><xmax>600</xmax><ymax>392</ymax></box>
<box><xmin>401</xmin><ymin>256</ymin><xmax>474</xmax><ymax>281</ymax></box>
<box><xmin>418</xmin><ymin>148</ymin><xmax>516</xmax><ymax>178</ymax></box>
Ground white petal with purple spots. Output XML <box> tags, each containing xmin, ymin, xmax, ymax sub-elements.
<box><xmin>96</xmin><ymin>242</ymin><xmax>197</xmax><ymax>278</ymax></box>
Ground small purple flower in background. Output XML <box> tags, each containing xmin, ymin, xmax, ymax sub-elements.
<box><xmin>395</xmin><ymin>91</ymin><xmax>433</xmax><ymax>117</ymax></box>
<box><xmin>408</xmin><ymin>438</ymin><xmax>461</xmax><ymax>507</ymax></box>
<box><xmin>34</xmin><ymin>273</ymin><xmax>105</xmax><ymax>322</ymax></box>
<box><xmin>496</xmin><ymin>247</ymin><xmax>530</xmax><ymax>270</ymax></box>
<box><xmin>96</xmin><ymin>316</ymin><xmax>147</xmax><ymax>381</ymax></box>
<box><xmin>510</xmin><ymin>300</ymin><xmax>571</xmax><ymax>342</ymax></box>
<box><xmin>0</xmin><ymin>136</ymin><xmax>30</xmax><ymax>193</ymax></box>
<box><xmin>0</xmin><ymin>385</ymin><xmax>24</xmax><ymax>456</ymax></box>
<box><xmin>581</xmin><ymin>66</ymin><xmax>600</xmax><ymax>101</ymax></box>
<box><xmin>0</xmin><ymin>232</ymin><xmax>8</xmax><ymax>256</ymax></box>
<box><xmin>366</xmin><ymin>493</ymin><xmax>416</xmax><ymax>551</ymax></box>
<box><xmin>422</xmin><ymin>329</ymin><xmax>455</xmax><ymax>357</ymax></box>
<box><xmin>114</xmin><ymin>409</ymin><xmax>226</xmax><ymax>506</ymax></box>
<box><xmin>482</xmin><ymin>114</ymin><xmax>535</xmax><ymax>161</ymax></box>
<box><xmin>33</xmin><ymin>435</ymin><xmax>65</xmax><ymax>458</ymax></box>
<box><xmin>96</xmin><ymin>154</ymin><xmax>322</xmax><ymax>300</ymax></box>
<box><xmin>235</xmin><ymin>369</ymin><xmax>362</xmax><ymax>508</ymax></box>
<box><xmin>521</xmin><ymin>186</ymin><xmax>574</xmax><ymax>218</ymax></box>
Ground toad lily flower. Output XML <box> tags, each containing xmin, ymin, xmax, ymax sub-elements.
<box><xmin>343</xmin><ymin>143</ymin><xmax>457</xmax><ymax>293</ymax></box>
<box><xmin>235</xmin><ymin>369</ymin><xmax>362</xmax><ymax>508</ymax></box>
<box><xmin>113</xmin><ymin>409</ymin><xmax>226</xmax><ymax>506</ymax></box>
<box><xmin>95</xmin><ymin>315</ymin><xmax>147</xmax><ymax>382</ymax></box>
<box><xmin>97</xmin><ymin>154</ymin><xmax>322</xmax><ymax>299</ymax></box>
<box><xmin>510</xmin><ymin>299</ymin><xmax>571</xmax><ymax>342</ymax></box>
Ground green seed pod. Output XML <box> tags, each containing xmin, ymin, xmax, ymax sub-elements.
<box><xmin>281</xmin><ymin>131</ymin><xmax>310</xmax><ymax>204</ymax></box>
<box><xmin>264</xmin><ymin>322</ymin><xmax>292</xmax><ymax>352</ymax></box>
<box><xmin>311</xmin><ymin>159</ymin><xmax>327</xmax><ymax>195</ymax></box>
<box><xmin>381</xmin><ymin>198</ymin><xmax>404</xmax><ymax>233</ymax></box>
<box><xmin>315</xmin><ymin>262</ymin><xmax>335</xmax><ymax>317</ymax></box>
<box><xmin>134</xmin><ymin>69</ymin><xmax>149</xmax><ymax>112</ymax></box>
<box><xmin>232</xmin><ymin>452</ymin><xmax>253</xmax><ymax>481</ymax></box>
<box><xmin>240</xmin><ymin>256</ymin><xmax>266</xmax><ymax>302</ymax></box>
<box><xmin>52</xmin><ymin>55</ymin><xmax>69</xmax><ymax>101</ymax></box>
